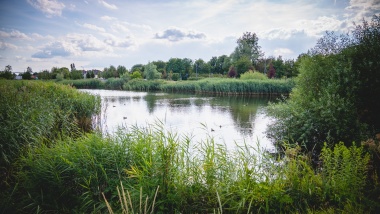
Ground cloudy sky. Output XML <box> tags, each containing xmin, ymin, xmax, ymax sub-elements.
<box><xmin>0</xmin><ymin>0</ymin><xmax>379</xmax><ymax>72</ymax></box>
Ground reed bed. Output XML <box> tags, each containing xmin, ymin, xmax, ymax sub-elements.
<box><xmin>10</xmin><ymin>121</ymin><xmax>377</xmax><ymax>213</ymax></box>
<box><xmin>0</xmin><ymin>80</ymin><xmax>100</xmax><ymax>209</ymax></box>
<box><xmin>58</xmin><ymin>78</ymin><xmax>105</xmax><ymax>89</ymax></box>
<box><xmin>161</xmin><ymin>78</ymin><xmax>295</xmax><ymax>95</ymax></box>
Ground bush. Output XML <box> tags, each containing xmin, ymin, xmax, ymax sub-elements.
<box><xmin>0</xmin><ymin>80</ymin><xmax>101</xmax><ymax>212</ymax></box>
<box><xmin>104</xmin><ymin>78</ymin><xmax>126</xmax><ymax>90</ymax></box>
<box><xmin>240</xmin><ymin>70</ymin><xmax>267</xmax><ymax>80</ymax></box>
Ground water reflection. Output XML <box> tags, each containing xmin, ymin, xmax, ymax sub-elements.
<box><xmin>82</xmin><ymin>89</ymin><xmax>275</xmax><ymax>151</ymax></box>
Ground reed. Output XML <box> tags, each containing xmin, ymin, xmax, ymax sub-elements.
<box><xmin>59</xmin><ymin>78</ymin><xmax>105</xmax><ymax>89</ymax></box>
<box><xmin>11</xmin><ymin>121</ymin><xmax>377</xmax><ymax>213</ymax></box>
<box><xmin>161</xmin><ymin>78</ymin><xmax>295</xmax><ymax>95</ymax></box>
<box><xmin>0</xmin><ymin>80</ymin><xmax>100</xmax><ymax>209</ymax></box>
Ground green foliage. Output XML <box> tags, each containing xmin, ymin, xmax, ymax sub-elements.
<box><xmin>16</xmin><ymin>134</ymin><xmax>129</xmax><ymax>213</ymax></box>
<box><xmin>233</xmin><ymin>55</ymin><xmax>253</xmax><ymax>77</ymax></box>
<box><xmin>240</xmin><ymin>70</ymin><xmax>267</xmax><ymax>80</ymax></box>
<box><xmin>104</xmin><ymin>78</ymin><xmax>126</xmax><ymax>90</ymax></box>
<box><xmin>124</xmin><ymin>79</ymin><xmax>164</xmax><ymax>91</ymax></box>
<box><xmin>70</xmin><ymin>70</ymin><xmax>84</xmax><ymax>80</ymax></box>
<box><xmin>161</xmin><ymin>78</ymin><xmax>294</xmax><ymax>95</ymax></box>
<box><xmin>59</xmin><ymin>78</ymin><xmax>105</xmax><ymax>89</ymax></box>
<box><xmin>0</xmin><ymin>80</ymin><xmax>100</xmax><ymax>195</ymax></box>
<box><xmin>321</xmin><ymin>143</ymin><xmax>370</xmax><ymax>206</ymax></box>
<box><xmin>268</xmin><ymin>16</ymin><xmax>380</xmax><ymax>151</ymax></box>
<box><xmin>144</xmin><ymin>62</ymin><xmax>161</xmax><ymax>80</ymax></box>
<box><xmin>130</xmin><ymin>71</ymin><xmax>143</xmax><ymax>79</ymax></box>
<box><xmin>171</xmin><ymin>72</ymin><xmax>180</xmax><ymax>81</ymax></box>
<box><xmin>10</xmin><ymin>123</ymin><xmax>376</xmax><ymax>213</ymax></box>
<box><xmin>0</xmin><ymin>70</ymin><xmax>14</xmax><ymax>80</ymax></box>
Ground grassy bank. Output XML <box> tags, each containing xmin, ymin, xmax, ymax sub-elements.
<box><xmin>7</xmin><ymin>123</ymin><xmax>378</xmax><ymax>213</ymax></box>
<box><xmin>0</xmin><ymin>80</ymin><xmax>100</xmax><ymax>211</ymax></box>
<box><xmin>124</xmin><ymin>78</ymin><xmax>295</xmax><ymax>95</ymax></box>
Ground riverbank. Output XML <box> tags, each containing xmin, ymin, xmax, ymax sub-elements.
<box><xmin>1</xmin><ymin>80</ymin><xmax>378</xmax><ymax>213</ymax></box>
<box><xmin>58</xmin><ymin>77</ymin><xmax>295</xmax><ymax>95</ymax></box>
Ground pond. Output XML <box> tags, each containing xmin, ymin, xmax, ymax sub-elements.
<box><xmin>82</xmin><ymin>89</ymin><xmax>276</xmax><ymax>152</ymax></box>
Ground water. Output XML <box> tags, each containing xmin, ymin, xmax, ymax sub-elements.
<box><xmin>82</xmin><ymin>89</ymin><xmax>276</xmax><ymax>152</ymax></box>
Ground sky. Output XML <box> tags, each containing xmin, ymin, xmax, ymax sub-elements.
<box><xmin>0</xmin><ymin>0</ymin><xmax>379</xmax><ymax>73</ymax></box>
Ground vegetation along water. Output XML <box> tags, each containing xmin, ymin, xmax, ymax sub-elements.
<box><xmin>0</xmin><ymin>15</ymin><xmax>380</xmax><ymax>213</ymax></box>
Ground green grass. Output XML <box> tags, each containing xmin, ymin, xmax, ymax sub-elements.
<box><xmin>123</xmin><ymin>78</ymin><xmax>295</xmax><ymax>95</ymax></box>
<box><xmin>0</xmin><ymin>80</ymin><xmax>100</xmax><ymax>210</ymax></box>
<box><xmin>58</xmin><ymin>78</ymin><xmax>105</xmax><ymax>89</ymax></box>
<box><xmin>9</xmin><ymin>121</ymin><xmax>379</xmax><ymax>213</ymax></box>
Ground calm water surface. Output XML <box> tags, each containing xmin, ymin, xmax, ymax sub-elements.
<box><xmin>82</xmin><ymin>89</ymin><xmax>276</xmax><ymax>152</ymax></box>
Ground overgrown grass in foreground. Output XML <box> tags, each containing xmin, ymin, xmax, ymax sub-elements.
<box><xmin>10</xmin><ymin>123</ymin><xmax>379</xmax><ymax>213</ymax></box>
<box><xmin>124</xmin><ymin>78</ymin><xmax>295</xmax><ymax>95</ymax></box>
<box><xmin>0</xmin><ymin>80</ymin><xmax>100</xmax><ymax>207</ymax></box>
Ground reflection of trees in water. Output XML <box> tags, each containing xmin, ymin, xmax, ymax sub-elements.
<box><xmin>210</xmin><ymin>95</ymin><xmax>272</xmax><ymax>131</ymax></box>
<box><xmin>144</xmin><ymin>94</ymin><xmax>158</xmax><ymax>113</ymax></box>
<box><xmin>141</xmin><ymin>92</ymin><xmax>274</xmax><ymax>132</ymax></box>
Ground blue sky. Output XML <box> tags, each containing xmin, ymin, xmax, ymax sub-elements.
<box><xmin>0</xmin><ymin>0</ymin><xmax>379</xmax><ymax>72</ymax></box>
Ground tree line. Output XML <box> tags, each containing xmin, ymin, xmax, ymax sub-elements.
<box><xmin>1</xmin><ymin>32</ymin><xmax>301</xmax><ymax>81</ymax></box>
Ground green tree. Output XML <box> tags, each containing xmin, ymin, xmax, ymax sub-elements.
<box><xmin>144</xmin><ymin>62</ymin><xmax>161</xmax><ymax>80</ymax></box>
<box><xmin>0</xmin><ymin>65</ymin><xmax>14</xmax><ymax>79</ymax></box>
<box><xmin>231</xmin><ymin>32</ymin><xmax>263</xmax><ymax>65</ymax></box>
<box><xmin>194</xmin><ymin>59</ymin><xmax>210</xmax><ymax>75</ymax></box>
<box><xmin>37</xmin><ymin>70</ymin><xmax>52</xmax><ymax>80</ymax></box>
<box><xmin>233</xmin><ymin>56</ymin><xmax>252</xmax><ymax>77</ymax></box>
<box><xmin>267</xmin><ymin>15</ymin><xmax>380</xmax><ymax>151</ymax></box>
<box><xmin>117</xmin><ymin>65</ymin><xmax>127</xmax><ymax>77</ymax></box>
<box><xmin>22</xmin><ymin>71</ymin><xmax>32</xmax><ymax>80</ymax></box>
<box><xmin>130</xmin><ymin>71</ymin><xmax>143</xmax><ymax>79</ymax></box>
<box><xmin>71</xmin><ymin>70</ymin><xmax>83</xmax><ymax>80</ymax></box>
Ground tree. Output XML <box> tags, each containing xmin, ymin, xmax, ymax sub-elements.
<box><xmin>193</xmin><ymin>59</ymin><xmax>210</xmax><ymax>75</ymax></box>
<box><xmin>5</xmin><ymin>65</ymin><xmax>12</xmax><ymax>73</ymax></box>
<box><xmin>267</xmin><ymin>63</ymin><xmax>276</xmax><ymax>78</ymax></box>
<box><xmin>144</xmin><ymin>62</ymin><xmax>161</xmax><ymax>80</ymax></box>
<box><xmin>117</xmin><ymin>65</ymin><xmax>127</xmax><ymax>77</ymax></box>
<box><xmin>0</xmin><ymin>65</ymin><xmax>14</xmax><ymax>79</ymax></box>
<box><xmin>130</xmin><ymin>71</ymin><xmax>143</xmax><ymax>79</ymax></box>
<box><xmin>233</xmin><ymin>56</ymin><xmax>252</xmax><ymax>77</ymax></box>
<box><xmin>267</xmin><ymin>15</ymin><xmax>380</xmax><ymax>151</ymax></box>
<box><xmin>37</xmin><ymin>70</ymin><xmax>52</xmax><ymax>80</ymax></box>
<box><xmin>231</xmin><ymin>32</ymin><xmax>263</xmax><ymax>65</ymax></box>
<box><xmin>70</xmin><ymin>63</ymin><xmax>76</xmax><ymax>71</ymax></box>
<box><xmin>22</xmin><ymin>71</ymin><xmax>32</xmax><ymax>80</ymax></box>
<box><xmin>71</xmin><ymin>70</ymin><xmax>83</xmax><ymax>80</ymax></box>
<box><xmin>227</xmin><ymin>66</ymin><xmax>237</xmax><ymax>78</ymax></box>
<box><xmin>26</xmin><ymin>67</ymin><xmax>33</xmax><ymax>74</ymax></box>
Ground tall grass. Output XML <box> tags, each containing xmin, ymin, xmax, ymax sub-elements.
<box><xmin>161</xmin><ymin>78</ymin><xmax>295</xmax><ymax>95</ymax></box>
<box><xmin>124</xmin><ymin>79</ymin><xmax>166</xmax><ymax>91</ymax></box>
<box><xmin>0</xmin><ymin>80</ymin><xmax>100</xmax><ymax>210</ymax></box>
<box><xmin>11</xmin><ymin>121</ymin><xmax>378</xmax><ymax>213</ymax></box>
<box><xmin>59</xmin><ymin>78</ymin><xmax>105</xmax><ymax>89</ymax></box>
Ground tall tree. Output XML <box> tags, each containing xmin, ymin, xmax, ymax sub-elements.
<box><xmin>144</xmin><ymin>62</ymin><xmax>161</xmax><ymax>80</ymax></box>
<box><xmin>231</xmin><ymin>32</ymin><xmax>263</xmax><ymax>65</ymax></box>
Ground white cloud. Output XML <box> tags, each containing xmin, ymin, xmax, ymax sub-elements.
<box><xmin>31</xmin><ymin>33</ymin><xmax>54</xmax><ymax>40</ymax></box>
<box><xmin>155</xmin><ymin>27</ymin><xmax>206</xmax><ymax>42</ymax></box>
<box><xmin>0</xmin><ymin>30</ymin><xmax>31</xmax><ymax>40</ymax></box>
<box><xmin>27</xmin><ymin>0</ymin><xmax>65</xmax><ymax>17</ymax></box>
<box><xmin>273</xmin><ymin>48</ymin><xmax>294</xmax><ymax>57</ymax></box>
<box><xmin>0</xmin><ymin>41</ymin><xmax>18</xmax><ymax>50</ymax></box>
<box><xmin>32</xmin><ymin>33</ymin><xmax>110</xmax><ymax>58</ymax></box>
<box><xmin>111</xmin><ymin>23</ymin><xmax>130</xmax><ymax>33</ymax></box>
<box><xmin>345</xmin><ymin>0</ymin><xmax>380</xmax><ymax>22</ymax></box>
<box><xmin>100</xmin><ymin>15</ymin><xmax>117</xmax><ymax>21</ymax></box>
<box><xmin>98</xmin><ymin>0</ymin><xmax>118</xmax><ymax>10</ymax></box>
<box><xmin>83</xmin><ymin>23</ymin><xmax>106</xmax><ymax>32</ymax></box>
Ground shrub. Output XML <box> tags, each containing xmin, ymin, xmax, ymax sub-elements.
<box><xmin>240</xmin><ymin>70</ymin><xmax>267</xmax><ymax>80</ymax></box>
